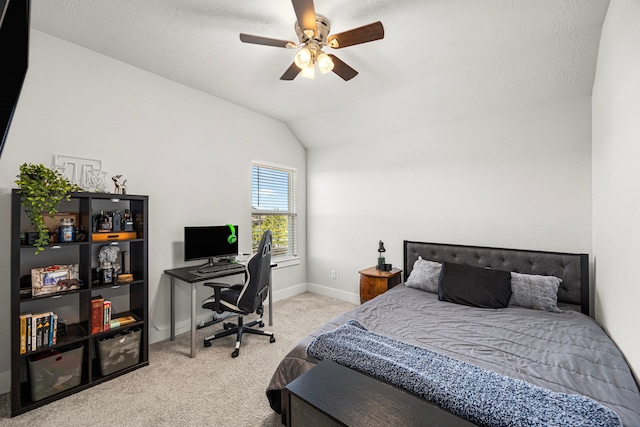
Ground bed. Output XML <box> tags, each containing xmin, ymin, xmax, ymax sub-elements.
<box><xmin>266</xmin><ymin>241</ymin><xmax>640</xmax><ymax>426</ymax></box>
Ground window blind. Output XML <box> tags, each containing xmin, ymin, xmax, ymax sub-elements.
<box><xmin>251</xmin><ymin>163</ymin><xmax>297</xmax><ymax>258</ymax></box>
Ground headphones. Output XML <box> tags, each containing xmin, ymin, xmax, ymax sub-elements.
<box><xmin>226</xmin><ymin>224</ymin><xmax>237</xmax><ymax>244</ymax></box>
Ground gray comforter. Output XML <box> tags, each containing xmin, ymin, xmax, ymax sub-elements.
<box><xmin>266</xmin><ymin>285</ymin><xmax>640</xmax><ymax>426</ymax></box>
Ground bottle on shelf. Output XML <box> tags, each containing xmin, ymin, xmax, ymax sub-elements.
<box><xmin>96</xmin><ymin>211</ymin><xmax>111</xmax><ymax>232</ymax></box>
<box><xmin>58</xmin><ymin>218</ymin><xmax>76</xmax><ymax>243</ymax></box>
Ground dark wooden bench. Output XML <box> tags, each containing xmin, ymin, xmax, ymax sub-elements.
<box><xmin>282</xmin><ymin>360</ymin><xmax>476</xmax><ymax>426</ymax></box>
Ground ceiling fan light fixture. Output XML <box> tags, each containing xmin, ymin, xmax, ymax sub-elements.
<box><xmin>240</xmin><ymin>4</ymin><xmax>385</xmax><ymax>81</ymax></box>
<box><xmin>294</xmin><ymin>47</ymin><xmax>312</xmax><ymax>69</ymax></box>
<box><xmin>317</xmin><ymin>52</ymin><xmax>334</xmax><ymax>74</ymax></box>
<box><xmin>300</xmin><ymin>63</ymin><xmax>315</xmax><ymax>79</ymax></box>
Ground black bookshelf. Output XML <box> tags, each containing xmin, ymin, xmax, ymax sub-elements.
<box><xmin>10</xmin><ymin>190</ymin><xmax>149</xmax><ymax>416</ymax></box>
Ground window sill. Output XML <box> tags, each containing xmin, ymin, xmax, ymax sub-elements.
<box><xmin>272</xmin><ymin>256</ymin><xmax>300</xmax><ymax>269</ymax></box>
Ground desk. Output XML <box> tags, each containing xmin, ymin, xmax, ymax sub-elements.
<box><xmin>164</xmin><ymin>264</ymin><xmax>274</xmax><ymax>358</ymax></box>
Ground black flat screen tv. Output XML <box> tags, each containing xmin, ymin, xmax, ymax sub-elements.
<box><xmin>0</xmin><ymin>0</ymin><xmax>30</xmax><ymax>158</ymax></box>
<box><xmin>184</xmin><ymin>225</ymin><xmax>239</xmax><ymax>266</ymax></box>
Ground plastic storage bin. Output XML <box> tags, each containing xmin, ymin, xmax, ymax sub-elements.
<box><xmin>29</xmin><ymin>346</ymin><xmax>84</xmax><ymax>401</ymax></box>
<box><xmin>98</xmin><ymin>329</ymin><xmax>141</xmax><ymax>376</ymax></box>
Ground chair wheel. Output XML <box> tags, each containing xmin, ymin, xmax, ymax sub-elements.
<box><xmin>204</xmin><ymin>340</ymin><xmax>212</xmax><ymax>347</ymax></box>
<box><xmin>231</xmin><ymin>349</ymin><xmax>239</xmax><ymax>358</ymax></box>
<box><xmin>259</xmin><ymin>321</ymin><xmax>265</xmax><ymax>328</ymax></box>
<box><xmin>270</xmin><ymin>336</ymin><xmax>276</xmax><ymax>343</ymax></box>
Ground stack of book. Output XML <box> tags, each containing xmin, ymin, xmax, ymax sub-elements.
<box><xmin>92</xmin><ymin>296</ymin><xmax>136</xmax><ymax>333</ymax></box>
<box><xmin>19</xmin><ymin>312</ymin><xmax>58</xmax><ymax>354</ymax></box>
<box><xmin>91</xmin><ymin>295</ymin><xmax>113</xmax><ymax>334</ymax></box>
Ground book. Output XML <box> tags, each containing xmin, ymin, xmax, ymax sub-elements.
<box><xmin>42</xmin><ymin>314</ymin><xmax>51</xmax><ymax>347</ymax></box>
<box><xmin>26</xmin><ymin>314</ymin><xmax>32</xmax><ymax>352</ymax></box>
<box><xmin>51</xmin><ymin>313</ymin><xmax>58</xmax><ymax>346</ymax></box>
<box><xmin>34</xmin><ymin>312</ymin><xmax>50</xmax><ymax>350</ymax></box>
<box><xmin>19</xmin><ymin>314</ymin><xmax>29</xmax><ymax>354</ymax></box>
<box><xmin>103</xmin><ymin>300</ymin><xmax>111</xmax><ymax>331</ymax></box>
<box><xmin>31</xmin><ymin>313</ymin><xmax>37</xmax><ymax>351</ymax></box>
<box><xmin>31</xmin><ymin>313</ymin><xmax>39</xmax><ymax>351</ymax></box>
<box><xmin>109</xmin><ymin>315</ymin><xmax>136</xmax><ymax>329</ymax></box>
<box><xmin>48</xmin><ymin>312</ymin><xmax>55</xmax><ymax>346</ymax></box>
<box><xmin>91</xmin><ymin>295</ymin><xmax>105</xmax><ymax>334</ymax></box>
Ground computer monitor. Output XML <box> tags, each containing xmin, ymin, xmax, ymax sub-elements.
<box><xmin>184</xmin><ymin>225</ymin><xmax>238</xmax><ymax>268</ymax></box>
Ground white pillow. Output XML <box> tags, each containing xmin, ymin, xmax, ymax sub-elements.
<box><xmin>405</xmin><ymin>256</ymin><xmax>442</xmax><ymax>293</ymax></box>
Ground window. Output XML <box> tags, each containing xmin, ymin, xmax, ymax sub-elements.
<box><xmin>251</xmin><ymin>162</ymin><xmax>297</xmax><ymax>258</ymax></box>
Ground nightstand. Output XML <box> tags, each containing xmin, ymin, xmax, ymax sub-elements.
<box><xmin>358</xmin><ymin>266</ymin><xmax>403</xmax><ymax>303</ymax></box>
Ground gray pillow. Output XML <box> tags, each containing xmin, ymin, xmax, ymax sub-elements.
<box><xmin>509</xmin><ymin>272</ymin><xmax>563</xmax><ymax>313</ymax></box>
<box><xmin>405</xmin><ymin>257</ymin><xmax>442</xmax><ymax>293</ymax></box>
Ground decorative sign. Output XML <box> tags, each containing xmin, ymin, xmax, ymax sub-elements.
<box><xmin>52</xmin><ymin>155</ymin><xmax>109</xmax><ymax>192</ymax></box>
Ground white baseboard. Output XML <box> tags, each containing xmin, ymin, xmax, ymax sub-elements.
<box><xmin>270</xmin><ymin>283</ymin><xmax>308</xmax><ymax>303</ymax></box>
<box><xmin>306</xmin><ymin>283</ymin><xmax>360</xmax><ymax>305</ymax></box>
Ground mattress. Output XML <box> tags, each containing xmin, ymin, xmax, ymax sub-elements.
<box><xmin>266</xmin><ymin>285</ymin><xmax>640</xmax><ymax>426</ymax></box>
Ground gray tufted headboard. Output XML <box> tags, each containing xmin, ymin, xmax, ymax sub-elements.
<box><xmin>404</xmin><ymin>241</ymin><xmax>589</xmax><ymax>315</ymax></box>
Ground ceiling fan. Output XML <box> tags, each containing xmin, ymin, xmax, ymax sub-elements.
<box><xmin>239</xmin><ymin>0</ymin><xmax>385</xmax><ymax>81</ymax></box>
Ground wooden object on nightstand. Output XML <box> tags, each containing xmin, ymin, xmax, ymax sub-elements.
<box><xmin>358</xmin><ymin>266</ymin><xmax>402</xmax><ymax>304</ymax></box>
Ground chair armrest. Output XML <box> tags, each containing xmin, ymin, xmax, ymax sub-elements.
<box><xmin>203</xmin><ymin>282</ymin><xmax>232</xmax><ymax>289</ymax></box>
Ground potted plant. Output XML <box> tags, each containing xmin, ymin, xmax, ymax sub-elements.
<box><xmin>15</xmin><ymin>163</ymin><xmax>81</xmax><ymax>254</ymax></box>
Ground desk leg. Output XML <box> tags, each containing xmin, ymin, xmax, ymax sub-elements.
<box><xmin>170</xmin><ymin>277</ymin><xmax>176</xmax><ymax>341</ymax></box>
<box><xmin>191</xmin><ymin>282</ymin><xmax>197</xmax><ymax>358</ymax></box>
<box><xmin>269</xmin><ymin>269</ymin><xmax>273</xmax><ymax>326</ymax></box>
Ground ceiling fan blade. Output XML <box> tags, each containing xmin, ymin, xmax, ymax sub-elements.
<box><xmin>280</xmin><ymin>62</ymin><xmax>300</xmax><ymax>80</ymax></box>
<box><xmin>328</xmin><ymin>21</ymin><xmax>384</xmax><ymax>49</ymax></box>
<box><xmin>328</xmin><ymin>55</ymin><xmax>358</xmax><ymax>81</ymax></box>
<box><xmin>240</xmin><ymin>33</ymin><xmax>295</xmax><ymax>48</ymax></box>
<box><xmin>291</xmin><ymin>0</ymin><xmax>317</xmax><ymax>37</ymax></box>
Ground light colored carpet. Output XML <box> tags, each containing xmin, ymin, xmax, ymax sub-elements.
<box><xmin>0</xmin><ymin>292</ymin><xmax>356</xmax><ymax>427</ymax></box>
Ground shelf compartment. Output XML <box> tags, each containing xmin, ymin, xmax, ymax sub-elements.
<box><xmin>90</xmin><ymin>311</ymin><xmax>143</xmax><ymax>336</ymax></box>
<box><xmin>91</xmin><ymin>279</ymin><xmax>144</xmax><ymax>289</ymax></box>
<box><xmin>21</xmin><ymin>323</ymin><xmax>88</xmax><ymax>357</ymax></box>
<box><xmin>29</xmin><ymin>345</ymin><xmax>84</xmax><ymax>402</ymax></box>
<box><xmin>19</xmin><ymin>286</ymin><xmax>90</xmax><ymax>302</ymax></box>
<box><xmin>96</xmin><ymin>328</ymin><xmax>142</xmax><ymax>376</ymax></box>
<box><xmin>20</xmin><ymin>241</ymin><xmax>90</xmax><ymax>249</ymax></box>
<box><xmin>16</xmin><ymin>342</ymin><xmax>90</xmax><ymax>413</ymax></box>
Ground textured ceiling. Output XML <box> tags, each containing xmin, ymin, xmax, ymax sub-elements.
<box><xmin>30</xmin><ymin>0</ymin><xmax>610</xmax><ymax>149</ymax></box>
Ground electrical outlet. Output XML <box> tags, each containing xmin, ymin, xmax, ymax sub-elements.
<box><xmin>331</xmin><ymin>270</ymin><xmax>336</xmax><ymax>279</ymax></box>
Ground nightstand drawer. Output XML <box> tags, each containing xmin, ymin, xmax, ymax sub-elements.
<box><xmin>358</xmin><ymin>266</ymin><xmax>402</xmax><ymax>303</ymax></box>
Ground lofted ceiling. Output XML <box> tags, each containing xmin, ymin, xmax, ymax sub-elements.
<box><xmin>30</xmin><ymin>0</ymin><xmax>610</xmax><ymax>149</ymax></box>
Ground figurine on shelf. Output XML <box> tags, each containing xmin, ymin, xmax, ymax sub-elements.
<box><xmin>98</xmin><ymin>245</ymin><xmax>121</xmax><ymax>284</ymax></box>
<box><xmin>112</xmin><ymin>174</ymin><xmax>126</xmax><ymax>194</ymax></box>
<box><xmin>376</xmin><ymin>240</ymin><xmax>392</xmax><ymax>271</ymax></box>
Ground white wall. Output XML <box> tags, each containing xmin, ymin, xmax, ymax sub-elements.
<box><xmin>592</xmin><ymin>0</ymin><xmax>640</xmax><ymax>378</ymax></box>
<box><xmin>306</xmin><ymin>96</ymin><xmax>593</xmax><ymax>302</ymax></box>
<box><xmin>0</xmin><ymin>30</ymin><xmax>307</xmax><ymax>392</ymax></box>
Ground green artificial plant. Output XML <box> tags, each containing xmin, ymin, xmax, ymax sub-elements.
<box><xmin>15</xmin><ymin>163</ymin><xmax>81</xmax><ymax>254</ymax></box>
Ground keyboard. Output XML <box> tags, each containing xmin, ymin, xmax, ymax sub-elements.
<box><xmin>190</xmin><ymin>263</ymin><xmax>244</xmax><ymax>276</ymax></box>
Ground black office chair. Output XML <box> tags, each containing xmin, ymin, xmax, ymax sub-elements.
<box><xmin>201</xmin><ymin>230</ymin><xmax>275</xmax><ymax>357</ymax></box>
